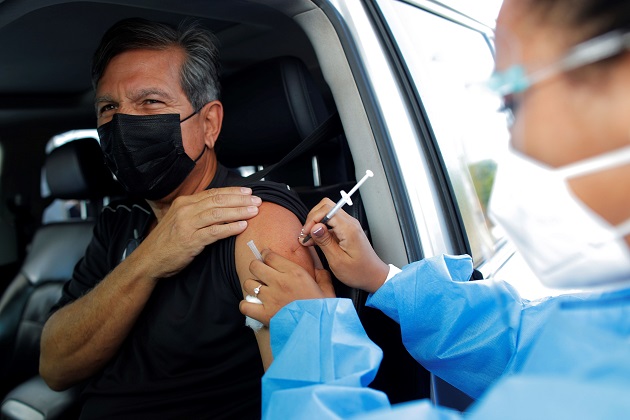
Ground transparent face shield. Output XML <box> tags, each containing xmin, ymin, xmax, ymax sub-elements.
<box><xmin>473</xmin><ymin>30</ymin><xmax>630</xmax><ymax>332</ymax></box>
<box><xmin>487</xmin><ymin>30</ymin><xmax>630</xmax><ymax>119</ymax></box>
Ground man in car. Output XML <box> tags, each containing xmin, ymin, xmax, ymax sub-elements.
<box><xmin>39</xmin><ymin>18</ymin><xmax>317</xmax><ymax>419</ymax></box>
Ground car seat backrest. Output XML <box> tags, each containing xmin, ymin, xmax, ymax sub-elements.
<box><xmin>0</xmin><ymin>138</ymin><xmax>121</xmax><ymax>397</ymax></box>
<box><xmin>217</xmin><ymin>56</ymin><xmax>353</xmax><ymax>188</ymax></box>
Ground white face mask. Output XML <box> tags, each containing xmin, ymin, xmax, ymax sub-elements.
<box><xmin>488</xmin><ymin>146</ymin><xmax>630</xmax><ymax>289</ymax></box>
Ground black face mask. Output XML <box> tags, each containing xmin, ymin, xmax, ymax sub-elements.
<box><xmin>97</xmin><ymin>111</ymin><xmax>206</xmax><ymax>200</ymax></box>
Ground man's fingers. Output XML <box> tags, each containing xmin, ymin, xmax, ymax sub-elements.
<box><xmin>196</xmin><ymin>192</ymin><xmax>262</xmax><ymax>222</ymax></box>
<box><xmin>191</xmin><ymin>186</ymin><xmax>254</xmax><ymax>203</ymax></box>
<box><xmin>193</xmin><ymin>204</ymin><xmax>259</xmax><ymax>229</ymax></box>
<box><xmin>202</xmin><ymin>191</ymin><xmax>262</xmax><ymax>209</ymax></box>
<box><xmin>196</xmin><ymin>220</ymin><xmax>249</xmax><ymax>243</ymax></box>
<box><xmin>171</xmin><ymin>188</ymin><xmax>262</xmax><ymax>231</ymax></box>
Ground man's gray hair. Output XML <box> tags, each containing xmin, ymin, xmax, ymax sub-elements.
<box><xmin>91</xmin><ymin>18</ymin><xmax>221</xmax><ymax>110</ymax></box>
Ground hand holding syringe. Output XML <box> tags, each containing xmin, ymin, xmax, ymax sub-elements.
<box><xmin>301</xmin><ymin>169</ymin><xmax>374</xmax><ymax>244</ymax></box>
<box><xmin>241</xmin><ymin>169</ymin><xmax>385</xmax><ymax>329</ymax></box>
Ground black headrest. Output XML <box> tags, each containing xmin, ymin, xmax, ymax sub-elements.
<box><xmin>45</xmin><ymin>138</ymin><xmax>122</xmax><ymax>200</ymax></box>
<box><xmin>216</xmin><ymin>56</ymin><xmax>331</xmax><ymax>168</ymax></box>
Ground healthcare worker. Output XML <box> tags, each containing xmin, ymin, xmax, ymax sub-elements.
<box><xmin>239</xmin><ymin>0</ymin><xmax>630</xmax><ymax>418</ymax></box>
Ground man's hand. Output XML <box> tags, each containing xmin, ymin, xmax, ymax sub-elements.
<box><xmin>40</xmin><ymin>186</ymin><xmax>262</xmax><ymax>390</ymax></box>
<box><xmin>239</xmin><ymin>249</ymin><xmax>335</xmax><ymax>326</ymax></box>
<box><xmin>300</xmin><ymin>198</ymin><xmax>389</xmax><ymax>293</ymax></box>
<box><xmin>142</xmin><ymin>186</ymin><xmax>262</xmax><ymax>279</ymax></box>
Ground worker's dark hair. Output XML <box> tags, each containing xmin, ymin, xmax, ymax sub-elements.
<box><xmin>528</xmin><ymin>0</ymin><xmax>630</xmax><ymax>39</ymax></box>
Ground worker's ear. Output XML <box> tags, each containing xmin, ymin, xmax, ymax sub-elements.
<box><xmin>201</xmin><ymin>100</ymin><xmax>223</xmax><ymax>150</ymax></box>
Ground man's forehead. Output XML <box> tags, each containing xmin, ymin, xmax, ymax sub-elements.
<box><xmin>94</xmin><ymin>88</ymin><xmax>176</xmax><ymax>105</ymax></box>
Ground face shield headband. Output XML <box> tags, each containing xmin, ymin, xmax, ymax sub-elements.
<box><xmin>487</xmin><ymin>30</ymin><xmax>630</xmax><ymax>117</ymax></box>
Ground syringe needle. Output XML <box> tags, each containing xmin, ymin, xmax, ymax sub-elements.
<box><xmin>346</xmin><ymin>170</ymin><xmax>373</xmax><ymax>197</ymax></box>
<box><xmin>301</xmin><ymin>170</ymin><xmax>374</xmax><ymax>244</ymax></box>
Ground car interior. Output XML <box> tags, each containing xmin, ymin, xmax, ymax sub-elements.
<box><xmin>0</xmin><ymin>0</ymin><xmax>475</xmax><ymax>418</ymax></box>
<box><xmin>0</xmin><ymin>138</ymin><xmax>121</xmax><ymax>419</ymax></box>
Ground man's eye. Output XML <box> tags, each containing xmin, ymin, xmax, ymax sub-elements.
<box><xmin>144</xmin><ymin>99</ymin><xmax>163</xmax><ymax>105</ymax></box>
<box><xmin>99</xmin><ymin>104</ymin><xmax>116</xmax><ymax>115</ymax></box>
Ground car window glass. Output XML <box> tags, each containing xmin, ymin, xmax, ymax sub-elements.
<box><xmin>380</xmin><ymin>2</ymin><xmax>508</xmax><ymax>266</ymax></box>
<box><xmin>435</xmin><ymin>0</ymin><xmax>505</xmax><ymax>26</ymax></box>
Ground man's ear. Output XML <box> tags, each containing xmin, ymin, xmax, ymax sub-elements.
<box><xmin>201</xmin><ymin>100</ymin><xmax>223</xmax><ymax>149</ymax></box>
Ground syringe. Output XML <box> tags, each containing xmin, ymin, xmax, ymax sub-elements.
<box><xmin>301</xmin><ymin>170</ymin><xmax>374</xmax><ymax>244</ymax></box>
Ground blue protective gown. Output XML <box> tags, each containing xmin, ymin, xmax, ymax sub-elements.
<box><xmin>262</xmin><ymin>254</ymin><xmax>630</xmax><ymax>419</ymax></box>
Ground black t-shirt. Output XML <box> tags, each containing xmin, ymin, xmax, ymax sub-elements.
<box><xmin>52</xmin><ymin>165</ymin><xmax>308</xmax><ymax>419</ymax></box>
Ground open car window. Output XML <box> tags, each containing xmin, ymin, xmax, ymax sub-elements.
<box><xmin>378</xmin><ymin>1</ymin><xmax>508</xmax><ymax>263</ymax></box>
<box><xmin>375</xmin><ymin>0</ymin><xmax>564</xmax><ymax>299</ymax></box>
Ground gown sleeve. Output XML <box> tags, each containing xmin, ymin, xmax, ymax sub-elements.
<box><xmin>367</xmin><ymin>254</ymin><xmax>568</xmax><ymax>398</ymax></box>
<box><xmin>262</xmin><ymin>254</ymin><xmax>571</xmax><ymax>418</ymax></box>
<box><xmin>262</xmin><ymin>298</ymin><xmax>462</xmax><ymax>419</ymax></box>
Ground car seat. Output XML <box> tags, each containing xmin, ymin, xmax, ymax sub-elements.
<box><xmin>0</xmin><ymin>138</ymin><xmax>122</xmax><ymax>419</ymax></box>
<box><xmin>218</xmin><ymin>56</ymin><xmax>430</xmax><ymax>404</ymax></box>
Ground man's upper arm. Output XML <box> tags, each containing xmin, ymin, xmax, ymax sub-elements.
<box><xmin>234</xmin><ymin>201</ymin><xmax>315</xmax><ymax>294</ymax></box>
<box><xmin>234</xmin><ymin>201</ymin><xmax>314</xmax><ymax>369</ymax></box>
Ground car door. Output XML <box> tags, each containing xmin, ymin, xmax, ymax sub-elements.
<box><xmin>313</xmin><ymin>0</ymin><xmax>544</xmax><ymax>409</ymax></box>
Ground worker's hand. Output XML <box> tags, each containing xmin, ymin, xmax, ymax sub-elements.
<box><xmin>135</xmin><ymin>187</ymin><xmax>262</xmax><ymax>279</ymax></box>
<box><xmin>239</xmin><ymin>249</ymin><xmax>335</xmax><ymax>326</ymax></box>
<box><xmin>300</xmin><ymin>198</ymin><xmax>389</xmax><ymax>293</ymax></box>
